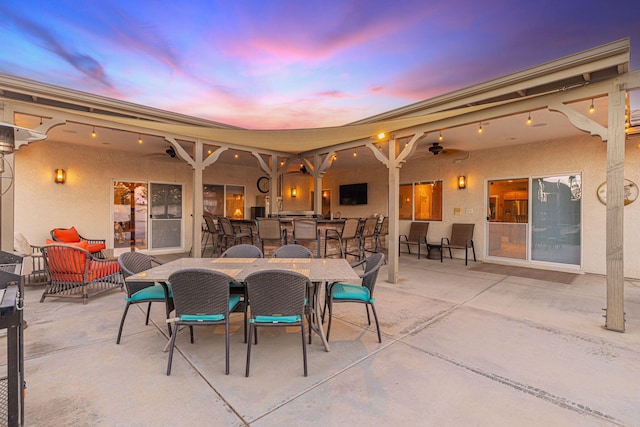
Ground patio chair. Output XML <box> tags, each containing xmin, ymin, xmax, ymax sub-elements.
<box><xmin>272</xmin><ymin>244</ymin><xmax>313</xmax><ymax>258</ymax></box>
<box><xmin>40</xmin><ymin>243</ymin><xmax>123</xmax><ymax>304</ymax></box>
<box><xmin>325</xmin><ymin>252</ymin><xmax>384</xmax><ymax>343</ymax></box>
<box><xmin>117</xmin><ymin>252</ymin><xmax>173</xmax><ymax>343</ymax></box>
<box><xmin>220</xmin><ymin>243</ymin><xmax>262</xmax><ymax>341</ymax></box>
<box><xmin>441</xmin><ymin>223</ymin><xmax>476</xmax><ymax>265</ymax></box>
<box><xmin>399</xmin><ymin>222</ymin><xmax>429</xmax><ymax>259</ymax></box>
<box><xmin>202</xmin><ymin>214</ymin><xmax>221</xmax><ymax>257</ymax></box>
<box><xmin>292</xmin><ymin>218</ymin><xmax>321</xmax><ymax>258</ymax></box>
<box><xmin>256</xmin><ymin>218</ymin><xmax>286</xmax><ymax>255</ymax></box>
<box><xmin>13</xmin><ymin>232</ymin><xmax>47</xmax><ymax>286</ymax></box>
<box><xmin>359</xmin><ymin>217</ymin><xmax>379</xmax><ymax>257</ymax></box>
<box><xmin>374</xmin><ymin>216</ymin><xmax>389</xmax><ymax>255</ymax></box>
<box><xmin>166</xmin><ymin>268</ymin><xmax>241</xmax><ymax>375</ymax></box>
<box><xmin>50</xmin><ymin>226</ymin><xmax>107</xmax><ymax>258</ymax></box>
<box><xmin>244</xmin><ymin>270</ymin><xmax>309</xmax><ymax>377</ymax></box>
<box><xmin>218</xmin><ymin>217</ymin><xmax>253</xmax><ymax>251</ymax></box>
<box><xmin>324</xmin><ymin>218</ymin><xmax>361</xmax><ymax>259</ymax></box>
<box><xmin>220</xmin><ymin>244</ymin><xmax>263</xmax><ymax>259</ymax></box>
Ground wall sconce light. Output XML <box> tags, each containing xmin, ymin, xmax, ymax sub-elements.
<box><xmin>291</xmin><ymin>186</ymin><xmax>297</xmax><ymax>198</ymax></box>
<box><xmin>458</xmin><ymin>175</ymin><xmax>466</xmax><ymax>190</ymax></box>
<box><xmin>54</xmin><ymin>168</ymin><xmax>66</xmax><ymax>184</ymax></box>
<box><xmin>322</xmin><ymin>190</ymin><xmax>328</xmax><ymax>199</ymax></box>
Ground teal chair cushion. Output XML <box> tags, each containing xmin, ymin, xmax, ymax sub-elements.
<box><xmin>251</xmin><ymin>315</ymin><xmax>302</xmax><ymax>324</ymax></box>
<box><xmin>178</xmin><ymin>295</ymin><xmax>241</xmax><ymax>322</ymax></box>
<box><xmin>126</xmin><ymin>284</ymin><xmax>172</xmax><ymax>302</ymax></box>
<box><xmin>331</xmin><ymin>283</ymin><xmax>375</xmax><ymax>303</ymax></box>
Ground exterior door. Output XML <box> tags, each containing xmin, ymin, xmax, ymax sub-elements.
<box><xmin>486</xmin><ymin>178</ymin><xmax>528</xmax><ymax>260</ymax></box>
<box><xmin>113</xmin><ymin>181</ymin><xmax>148</xmax><ymax>250</ymax></box>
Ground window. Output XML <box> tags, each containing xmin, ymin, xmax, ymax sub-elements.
<box><xmin>203</xmin><ymin>184</ymin><xmax>245</xmax><ymax>218</ymax></box>
<box><xmin>399</xmin><ymin>181</ymin><xmax>443</xmax><ymax>221</ymax></box>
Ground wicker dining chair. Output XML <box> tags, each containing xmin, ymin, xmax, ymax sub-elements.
<box><xmin>244</xmin><ymin>270</ymin><xmax>310</xmax><ymax>377</ymax></box>
<box><xmin>117</xmin><ymin>252</ymin><xmax>173</xmax><ymax>343</ymax></box>
<box><xmin>325</xmin><ymin>252</ymin><xmax>385</xmax><ymax>343</ymax></box>
<box><xmin>220</xmin><ymin>244</ymin><xmax>263</xmax><ymax>259</ymax></box>
<box><xmin>166</xmin><ymin>268</ymin><xmax>241</xmax><ymax>376</ymax></box>
<box><xmin>220</xmin><ymin>243</ymin><xmax>262</xmax><ymax>342</ymax></box>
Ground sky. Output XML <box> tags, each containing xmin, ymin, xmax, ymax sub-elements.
<box><xmin>1</xmin><ymin>0</ymin><xmax>639</xmax><ymax>130</ymax></box>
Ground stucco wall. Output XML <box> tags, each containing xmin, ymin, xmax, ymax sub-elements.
<box><xmin>12</xmin><ymin>132</ymin><xmax>640</xmax><ymax>278</ymax></box>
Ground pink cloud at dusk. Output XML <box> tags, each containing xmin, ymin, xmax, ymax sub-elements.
<box><xmin>0</xmin><ymin>0</ymin><xmax>639</xmax><ymax>129</ymax></box>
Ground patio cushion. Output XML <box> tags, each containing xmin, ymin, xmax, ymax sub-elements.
<box><xmin>178</xmin><ymin>295</ymin><xmax>241</xmax><ymax>321</ymax></box>
<box><xmin>53</xmin><ymin>227</ymin><xmax>81</xmax><ymax>243</ymax></box>
<box><xmin>331</xmin><ymin>282</ymin><xmax>374</xmax><ymax>303</ymax></box>
<box><xmin>126</xmin><ymin>285</ymin><xmax>166</xmax><ymax>302</ymax></box>
<box><xmin>252</xmin><ymin>315</ymin><xmax>301</xmax><ymax>324</ymax></box>
<box><xmin>87</xmin><ymin>259</ymin><xmax>120</xmax><ymax>281</ymax></box>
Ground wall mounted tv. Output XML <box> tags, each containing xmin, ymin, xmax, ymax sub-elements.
<box><xmin>339</xmin><ymin>183</ymin><xmax>368</xmax><ymax>205</ymax></box>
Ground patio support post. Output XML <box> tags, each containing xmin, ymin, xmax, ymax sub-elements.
<box><xmin>191</xmin><ymin>139</ymin><xmax>205</xmax><ymax>258</ymax></box>
<box><xmin>0</xmin><ymin>102</ymin><xmax>15</xmax><ymax>252</ymax></box>
<box><xmin>387</xmin><ymin>138</ymin><xmax>400</xmax><ymax>284</ymax></box>
<box><xmin>605</xmin><ymin>81</ymin><xmax>626</xmax><ymax>332</ymax></box>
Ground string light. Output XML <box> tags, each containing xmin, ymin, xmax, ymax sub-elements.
<box><xmin>589</xmin><ymin>99</ymin><xmax>595</xmax><ymax>114</ymax></box>
<box><xmin>438</xmin><ymin>131</ymin><xmax>443</xmax><ymax>142</ymax></box>
<box><xmin>138</xmin><ymin>134</ymin><xmax>143</xmax><ymax>144</ymax></box>
<box><xmin>477</xmin><ymin>123</ymin><xmax>483</xmax><ymax>134</ymax></box>
<box><xmin>526</xmin><ymin>113</ymin><xmax>532</xmax><ymax>126</ymax></box>
<box><xmin>91</xmin><ymin>126</ymin><xmax>97</xmax><ymax>138</ymax></box>
<box><xmin>353</xmin><ymin>149</ymin><xmax>357</xmax><ymax>157</ymax></box>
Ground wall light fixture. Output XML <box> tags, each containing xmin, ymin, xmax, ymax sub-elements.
<box><xmin>54</xmin><ymin>168</ymin><xmax>66</xmax><ymax>184</ymax></box>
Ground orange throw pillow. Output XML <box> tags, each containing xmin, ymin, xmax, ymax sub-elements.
<box><xmin>53</xmin><ymin>227</ymin><xmax>81</xmax><ymax>243</ymax></box>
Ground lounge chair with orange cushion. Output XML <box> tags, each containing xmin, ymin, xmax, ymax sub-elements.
<box><xmin>40</xmin><ymin>242</ymin><xmax>122</xmax><ymax>304</ymax></box>
<box><xmin>50</xmin><ymin>227</ymin><xmax>107</xmax><ymax>258</ymax></box>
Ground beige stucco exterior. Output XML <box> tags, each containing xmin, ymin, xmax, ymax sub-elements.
<box><xmin>13</xmin><ymin>129</ymin><xmax>640</xmax><ymax>278</ymax></box>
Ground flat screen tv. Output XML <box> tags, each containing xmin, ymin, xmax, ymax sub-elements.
<box><xmin>339</xmin><ymin>183</ymin><xmax>368</xmax><ymax>205</ymax></box>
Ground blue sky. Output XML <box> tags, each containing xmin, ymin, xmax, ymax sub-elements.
<box><xmin>1</xmin><ymin>0</ymin><xmax>639</xmax><ymax>129</ymax></box>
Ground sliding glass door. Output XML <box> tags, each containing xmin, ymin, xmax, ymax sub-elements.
<box><xmin>486</xmin><ymin>174</ymin><xmax>581</xmax><ymax>267</ymax></box>
<box><xmin>531</xmin><ymin>175</ymin><xmax>581</xmax><ymax>265</ymax></box>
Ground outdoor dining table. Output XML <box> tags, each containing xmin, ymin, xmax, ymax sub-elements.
<box><xmin>125</xmin><ymin>257</ymin><xmax>360</xmax><ymax>352</ymax></box>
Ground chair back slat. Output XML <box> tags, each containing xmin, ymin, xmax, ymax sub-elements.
<box><xmin>449</xmin><ymin>223</ymin><xmax>475</xmax><ymax>247</ymax></box>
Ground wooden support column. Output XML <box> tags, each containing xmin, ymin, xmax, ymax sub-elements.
<box><xmin>605</xmin><ymin>81</ymin><xmax>626</xmax><ymax>332</ymax></box>
<box><xmin>388</xmin><ymin>158</ymin><xmax>400</xmax><ymax>283</ymax></box>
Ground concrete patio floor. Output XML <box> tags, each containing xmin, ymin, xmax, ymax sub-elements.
<box><xmin>8</xmin><ymin>255</ymin><xmax>640</xmax><ymax>426</ymax></box>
